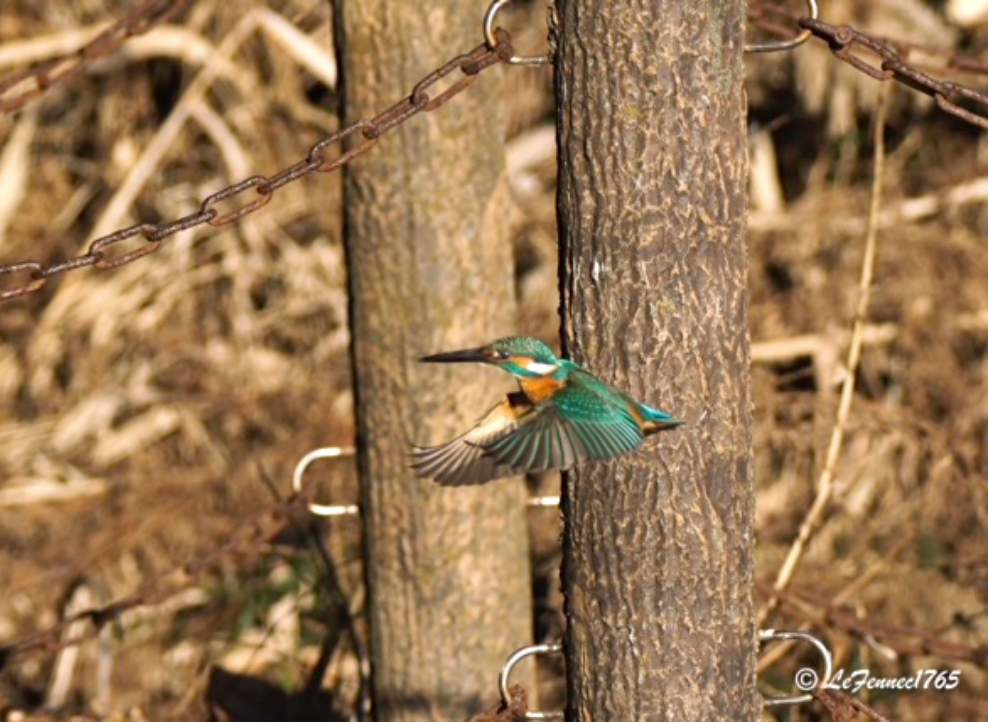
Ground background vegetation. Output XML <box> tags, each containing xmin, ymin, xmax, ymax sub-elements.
<box><xmin>0</xmin><ymin>0</ymin><xmax>985</xmax><ymax>719</ymax></box>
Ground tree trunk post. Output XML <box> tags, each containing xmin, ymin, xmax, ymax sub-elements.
<box><xmin>555</xmin><ymin>0</ymin><xmax>756</xmax><ymax>719</ymax></box>
<box><xmin>337</xmin><ymin>2</ymin><xmax>533</xmax><ymax>719</ymax></box>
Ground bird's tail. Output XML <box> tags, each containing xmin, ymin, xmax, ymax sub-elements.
<box><xmin>639</xmin><ymin>403</ymin><xmax>684</xmax><ymax>433</ymax></box>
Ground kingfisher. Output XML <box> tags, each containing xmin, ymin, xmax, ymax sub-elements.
<box><xmin>410</xmin><ymin>336</ymin><xmax>683</xmax><ymax>486</ymax></box>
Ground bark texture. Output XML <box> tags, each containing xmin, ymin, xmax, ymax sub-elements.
<box><xmin>555</xmin><ymin>0</ymin><xmax>756</xmax><ymax>719</ymax></box>
<box><xmin>338</xmin><ymin>2</ymin><xmax>532</xmax><ymax>720</ymax></box>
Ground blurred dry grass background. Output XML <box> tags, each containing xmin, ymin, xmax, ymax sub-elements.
<box><xmin>0</xmin><ymin>0</ymin><xmax>986</xmax><ymax>719</ymax></box>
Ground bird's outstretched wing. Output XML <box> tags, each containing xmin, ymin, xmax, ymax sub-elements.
<box><xmin>412</xmin><ymin>378</ymin><xmax>649</xmax><ymax>485</ymax></box>
<box><xmin>483</xmin><ymin>382</ymin><xmax>644</xmax><ymax>471</ymax></box>
<box><xmin>410</xmin><ymin>394</ymin><xmax>530</xmax><ymax>486</ymax></box>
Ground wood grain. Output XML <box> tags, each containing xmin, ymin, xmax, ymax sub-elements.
<box><xmin>555</xmin><ymin>0</ymin><xmax>757</xmax><ymax>718</ymax></box>
<box><xmin>338</xmin><ymin>1</ymin><xmax>533</xmax><ymax>719</ymax></box>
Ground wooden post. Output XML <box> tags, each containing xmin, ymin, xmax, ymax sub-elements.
<box><xmin>337</xmin><ymin>1</ymin><xmax>533</xmax><ymax>719</ymax></box>
<box><xmin>555</xmin><ymin>0</ymin><xmax>757</xmax><ymax>718</ymax></box>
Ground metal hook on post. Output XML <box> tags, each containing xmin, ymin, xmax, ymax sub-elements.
<box><xmin>293</xmin><ymin>445</ymin><xmax>562</xmax><ymax>515</ymax></box>
<box><xmin>484</xmin><ymin>0</ymin><xmax>553</xmax><ymax>66</ymax></box>
<box><xmin>499</xmin><ymin>643</ymin><xmax>564</xmax><ymax>719</ymax></box>
<box><xmin>759</xmin><ymin>628</ymin><xmax>834</xmax><ymax>707</ymax></box>
<box><xmin>497</xmin><ymin>631</ymin><xmax>832</xmax><ymax>715</ymax></box>
<box><xmin>292</xmin><ymin>446</ymin><xmax>360</xmax><ymax>517</ymax></box>
<box><xmin>745</xmin><ymin>0</ymin><xmax>819</xmax><ymax>54</ymax></box>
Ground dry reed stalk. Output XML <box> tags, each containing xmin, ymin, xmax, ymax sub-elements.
<box><xmin>760</xmin><ymin>81</ymin><xmax>892</xmax><ymax>624</ymax></box>
<box><xmin>0</xmin><ymin>107</ymin><xmax>36</xmax><ymax>249</ymax></box>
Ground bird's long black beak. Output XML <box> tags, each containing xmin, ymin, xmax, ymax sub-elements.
<box><xmin>419</xmin><ymin>347</ymin><xmax>490</xmax><ymax>364</ymax></box>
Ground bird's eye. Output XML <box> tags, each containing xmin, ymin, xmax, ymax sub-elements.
<box><xmin>496</xmin><ymin>350</ymin><xmax>510</xmax><ymax>360</ymax></box>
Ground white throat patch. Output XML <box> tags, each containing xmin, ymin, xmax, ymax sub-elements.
<box><xmin>525</xmin><ymin>361</ymin><xmax>558</xmax><ymax>375</ymax></box>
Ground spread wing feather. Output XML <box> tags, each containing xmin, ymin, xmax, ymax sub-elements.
<box><xmin>412</xmin><ymin>373</ymin><xmax>650</xmax><ymax>486</ymax></box>
<box><xmin>410</xmin><ymin>396</ymin><xmax>527</xmax><ymax>486</ymax></box>
<box><xmin>485</xmin><ymin>382</ymin><xmax>644</xmax><ymax>471</ymax></box>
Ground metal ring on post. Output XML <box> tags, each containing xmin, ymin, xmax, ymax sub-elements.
<box><xmin>759</xmin><ymin>628</ymin><xmax>834</xmax><ymax>707</ymax></box>
<box><xmin>292</xmin><ymin>447</ymin><xmax>359</xmax><ymax>517</ymax></box>
<box><xmin>745</xmin><ymin>0</ymin><xmax>819</xmax><ymax>54</ymax></box>
<box><xmin>499</xmin><ymin>643</ymin><xmax>564</xmax><ymax>719</ymax></box>
<box><xmin>484</xmin><ymin>0</ymin><xmax>552</xmax><ymax>66</ymax></box>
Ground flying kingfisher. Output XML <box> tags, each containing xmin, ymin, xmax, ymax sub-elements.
<box><xmin>410</xmin><ymin>336</ymin><xmax>683</xmax><ymax>486</ymax></box>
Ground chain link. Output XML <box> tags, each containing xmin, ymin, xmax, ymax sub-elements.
<box><xmin>0</xmin><ymin>31</ymin><xmax>514</xmax><ymax>301</ymax></box>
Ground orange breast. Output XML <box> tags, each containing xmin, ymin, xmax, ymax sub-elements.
<box><xmin>519</xmin><ymin>375</ymin><xmax>565</xmax><ymax>404</ymax></box>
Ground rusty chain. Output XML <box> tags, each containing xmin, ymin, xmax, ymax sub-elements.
<box><xmin>3</xmin><ymin>3</ymin><xmax>988</xmax><ymax>301</ymax></box>
<box><xmin>0</xmin><ymin>0</ymin><xmax>190</xmax><ymax>113</ymax></box>
<box><xmin>0</xmin><ymin>29</ymin><xmax>515</xmax><ymax>301</ymax></box>
<box><xmin>0</xmin><ymin>23</ymin><xmax>513</xmax><ymax>666</ymax></box>
<box><xmin>798</xmin><ymin>16</ymin><xmax>988</xmax><ymax>131</ymax></box>
<box><xmin>749</xmin><ymin>0</ymin><xmax>988</xmax><ymax>77</ymax></box>
<box><xmin>750</xmin><ymin>0</ymin><xmax>988</xmax><ymax>132</ymax></box>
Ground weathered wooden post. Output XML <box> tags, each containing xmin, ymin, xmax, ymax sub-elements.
<box><xmin>555</xmin><ymin>0</ymin><xmax>757</xmax><ymax>718</ymax></box>
<box><xmin>337</xmin><ymin>1</ymin><xmax>533</xmax><ymax>719</ymax></box>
